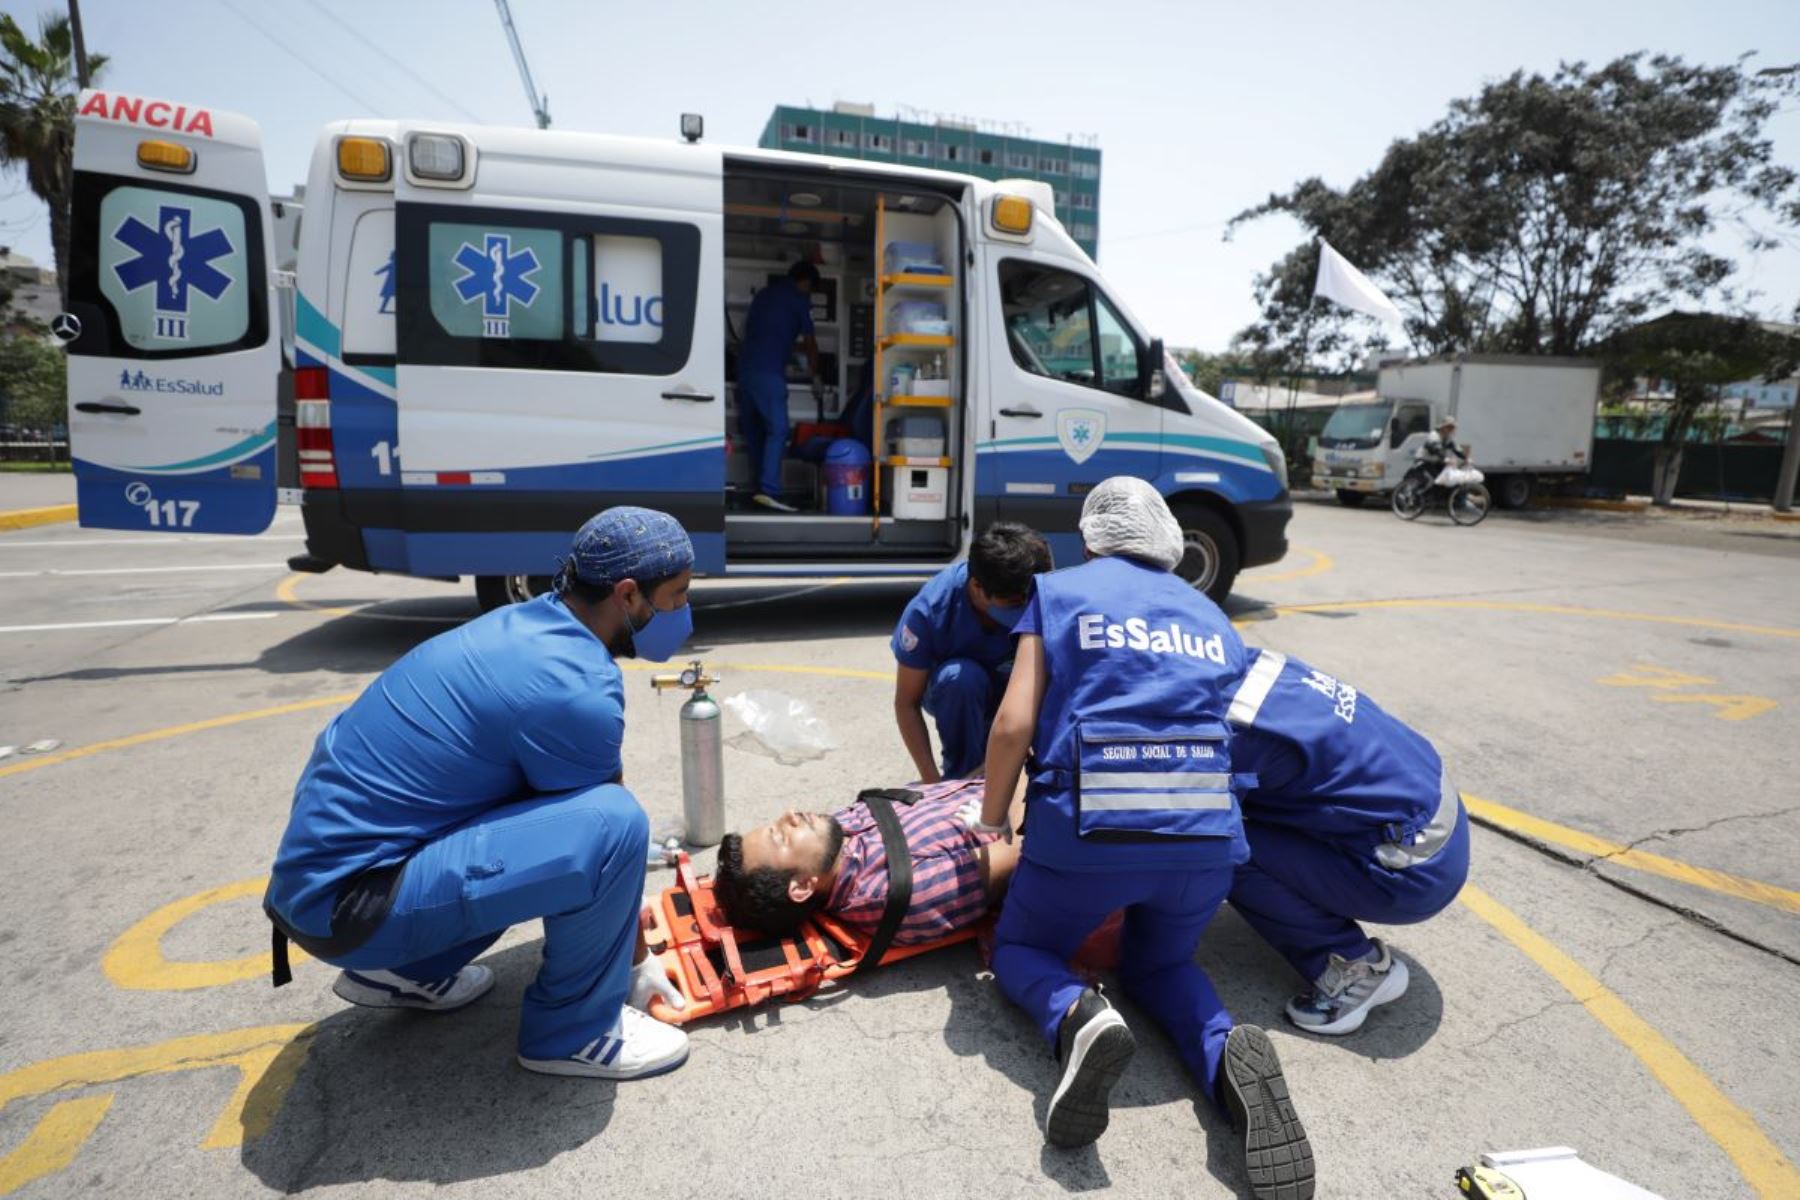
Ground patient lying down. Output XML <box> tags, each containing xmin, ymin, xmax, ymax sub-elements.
<box><xmin>713</xmin><ymin>777</ymin><xmax>1025</xmax><ymax>943</ymax></box>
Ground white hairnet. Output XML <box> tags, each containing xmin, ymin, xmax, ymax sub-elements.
<box><xmin>1078</xmin><ymin>476</ymin><xmax>1185</xmax><ymax>571</ymax></box>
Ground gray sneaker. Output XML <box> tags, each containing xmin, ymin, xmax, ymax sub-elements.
<box><xmin>1285</xmin><ymin>939</ymin><xmax>1410</xmax><ymax>1036</ymax></box>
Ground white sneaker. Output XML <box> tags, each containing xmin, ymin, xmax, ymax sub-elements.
<box><xmin>517</xmin><ymin>1005</ymin><xmax>690</xmax><ymax>1081</ymax></box>
<box><xmin>1285</xmin><ymin>939</ymin><xmax>1410</xmax><ymax>1036</ymax></box>
<box><xmin>332</xmin><ymin>965</ymin><xmax>494</xmax><ymax>1012</ymax></box>
<box><xmin>752</xmin><ymin>493</ymin><xmax>798</xmax><ymax>513</ymax></box>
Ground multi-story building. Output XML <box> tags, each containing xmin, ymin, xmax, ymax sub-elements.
<box><xmin>758</xmin><ymin>103</ymin><xmax>1102</xmax><ymax>259</ymax></box>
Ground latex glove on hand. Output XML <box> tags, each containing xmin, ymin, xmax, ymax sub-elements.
<box><xmin>957</xmin><ymin>797</ymin><xmax>1013</xmax><ymax>841</ymax></box>
<box><xmin>628</xmin><ymin>952</ymin><xmax>686</xmax><ymax>1012</ymax></box>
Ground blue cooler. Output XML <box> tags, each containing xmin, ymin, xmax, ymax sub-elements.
<box><xmin>823</xmin><ymin>439</ymin><xmax>872</xmax><ymax>515</ymax></box>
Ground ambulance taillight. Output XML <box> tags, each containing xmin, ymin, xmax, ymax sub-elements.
<box><xmin>294</xmin><ymin>368</ymin><xmax>337</xmax><ymax>489</ymax></box>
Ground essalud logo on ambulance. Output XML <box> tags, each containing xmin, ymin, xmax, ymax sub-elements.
<box><xmin>109</xmin><ymin>205</ymin><xmax>236</xmax><ymax>341</ymax></box>
<box><xmin>451</xmin><ymin>233</ymin><xmax>541</xmax><ymax>337</ymax></box>
<box><xmin>1058</xmin><ymin>409</ymin><xmax>1105</xmax><ymax>465</ymax></box>
<box><xmin>1077</xmin><ymin>614</ymin><xmax>1227</xmax><ymax>664</ymax></box>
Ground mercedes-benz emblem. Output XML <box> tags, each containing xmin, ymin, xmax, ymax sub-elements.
<box><xmin>50</xmin><ymin>313</ymin><xmax>81</xmax><ymax>343</ymax></box>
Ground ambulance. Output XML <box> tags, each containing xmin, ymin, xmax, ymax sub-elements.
<box><xmin>62</xmin><ymin>90</ymin><xmax>1290</xmax><ymax>604</ymax></box>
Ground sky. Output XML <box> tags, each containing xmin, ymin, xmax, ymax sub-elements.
<box><xmin>3</xmin><ymin>0</ymin><xmax>1796</xmax><ymax>351</ymax></box>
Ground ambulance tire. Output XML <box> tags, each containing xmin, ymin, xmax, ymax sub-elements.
<box><xmin>1334</xmin><ymin>489</ymin><xmax>1368</xmax><ymax>508</ymax></box>
<box><xmin>475</xmin><ymin>574</ymin><xmax>554</xmax><ymax>612</ymax></box>
<box><xmin>1172</xmin><ymin>503</ymin><xmax>1240</xmax><ymax>604</ymax></box>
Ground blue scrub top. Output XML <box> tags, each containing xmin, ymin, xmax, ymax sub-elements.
<box><xmin>891</xmin><ymin>561</ymin><xmax>1016</xmax><ymax>674</ymax></box>
<box><xmin>267</xmin><ymin>594</ymin><xmax>627</xmax><ymax>938</ymax></box>
<box><xmin>738</xmin><ymin>277</ymin><xmax>816</xmax><ymax>376</ymax></box>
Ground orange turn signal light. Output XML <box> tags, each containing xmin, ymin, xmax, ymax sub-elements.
<box><xmin>991</xmin><ymin>195</ymin><xmax>1034</xmax><ymax>235</ymax></box>
<box><xmin>136</xmin><ymin>139</ymin><xmax>194</xmax><ymax>174</ymax></box>
<box><xmin>337</xmin><ymin>137</ymin><xmax>391</xmax><ymax>182</ymax></box>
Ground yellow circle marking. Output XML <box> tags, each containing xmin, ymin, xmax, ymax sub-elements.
<box><xmin>1241</xmin><ymin>544</ymin><xmax>1335</xmax><ymax>585</ymax></box>
<box><xmin>102</xmin><ymin>877</ymin><xmax>305</xmax><ymax>991</ymax></box>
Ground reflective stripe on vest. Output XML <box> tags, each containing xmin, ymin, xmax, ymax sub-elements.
<box><xmin>1374</xmin><ymin>770</ymin><xmax>1463</xmax><ymax>869</ymax></box>
<box><xmin>1227</xmin><ymin>649</ymin><xmax>1287</xmax><ymax>727</ymax></box>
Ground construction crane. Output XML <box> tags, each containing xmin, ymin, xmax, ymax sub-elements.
<box><xmin>493</xmin><ymin>0</ymin><xmax>550</xmax><ymax>129</ymax></box>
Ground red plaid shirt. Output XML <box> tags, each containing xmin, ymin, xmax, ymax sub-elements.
<box><xmin>824</xmin><ymin>778</ymin><xmax>1000</xmax><ymax>944</ymax></box>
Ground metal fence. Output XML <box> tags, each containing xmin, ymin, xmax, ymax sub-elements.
<box><xmin>0</xmin><ymin>440</ymin><xmax>69</xmax><ymax>465</ymax></box>
<box><xmin>1589</xmin><ymin>438</ymin><xmax>1787</xmax><ymax>502</ymax></box>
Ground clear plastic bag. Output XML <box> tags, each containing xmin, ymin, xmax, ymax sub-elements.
<box><xmin>722</xmin><ymin>689</ymin><xmax>839</xmax><ymax>765</ymax></box>
<box><xmin>1435</xmin><ymin>465</ymin><xmax>1485</xmax><ymax>488</ymax></box>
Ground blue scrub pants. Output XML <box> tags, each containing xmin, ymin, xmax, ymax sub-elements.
<box><xmin>923</xmin><ymin>658</ymin><xmax>1002</xmax><ymax>779</ymax></box>
<box><xmin>738</xmin><ymin>370</ymin><xmax>790</xmax><ymax>498</ymax></box>
<box><xmin>1228</xmin><ymin>809</ymin><xmax>1471</xmax><ymax>984</ymax></box>
<box><xmin>993</xmin><ymin>856</ymin><xmax>1237</xmax><ymax>1107</ymax></box>
<box><xmin>327</xmin><ymin>783</ymin><xmax>649</xmax><ymax>1061</ymax></box>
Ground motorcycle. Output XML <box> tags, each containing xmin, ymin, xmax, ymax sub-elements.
<box><xmin>1391</xmin><ymin>457</ymin><xmax>1491</xmax><ymax>525</ymax></box>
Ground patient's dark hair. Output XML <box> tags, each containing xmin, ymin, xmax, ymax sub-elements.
<box><xmin>969</xmin><ymin>521</ymin><xmax>1052</xmax><ymax>601</ymax></box>
<box><xmin>713</xmin><ymin>833</ymin><xmax>823</xmax><ymax>935</ymax></box>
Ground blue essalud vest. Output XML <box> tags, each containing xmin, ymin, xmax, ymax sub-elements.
<box><xmin>1226</xmin><ymin>649</ymin><xmax>1449</xmax><ymax>856</ymax></box>
<box><xmin>1025</xmin><ymin>555</ymin><xmax>1250</xmax><ymax>873</ymax></box>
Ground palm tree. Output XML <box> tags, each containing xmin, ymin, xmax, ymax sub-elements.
<box><xmin>0</xmin><ymin>11</ymin><xmax>106</xmax><ymax>309</ymax></box>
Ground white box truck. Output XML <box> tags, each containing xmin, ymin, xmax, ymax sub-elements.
<box><xmin>1312</xmin><ymin>354</ymin><xmax>1600</xmax><ymax>509</ymax></box>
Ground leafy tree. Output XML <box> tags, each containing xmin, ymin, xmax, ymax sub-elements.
<box><xmin>1</xmin><ymin>11</ymin><xmax>106</xmax><ymax>308</ymax></box>
<box><xmin>1174</xmin><ymin>348</ymin><xmax>1261</xmax><ymax>396</ymax></box>
<box><xmin>1229</xmin><ymin>55</ymin><xmax>1800</xmax><ymax>367</ymax></box>
<box><xmin>1598</xmin><ymin>312</ymin><xmax>1798</xmax><ymax>504</ymax></box>
<box><xmin>0</xmin><ymin>329</ymin><xmax>65</xmax><ymax>432</ymax></box>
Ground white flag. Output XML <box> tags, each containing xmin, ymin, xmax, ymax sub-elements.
<box><xmin>1313</xmin><ymin>239</ymin><xmax>1404</xmax><ymax>326</ymax></box>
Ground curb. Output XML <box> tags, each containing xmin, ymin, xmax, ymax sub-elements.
<box><xmin>1541</xmin><ymin>497</ymin><xmax>1649</xmax><ymax>514</ymax></box>
<box><xmin>0</xmin><ymin>504</ymin><xmax>78</xmax><ymax>532</ymax></box>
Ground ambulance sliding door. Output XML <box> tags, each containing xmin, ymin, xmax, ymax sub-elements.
<box><xmin>64</xmin><ymin>90</ymin><xmax>278</xmax><ymax>534</ymax></box>
<box><xmin>392</xmin><ymin>128</ymin><xmax>726</xmax><ymax>571</ymax></box>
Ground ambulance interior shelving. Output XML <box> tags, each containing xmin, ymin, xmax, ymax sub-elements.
<box><xmin>722</xmin><ymin>165</ymin><xmax>963</xmax><ymax>563</ymax></box>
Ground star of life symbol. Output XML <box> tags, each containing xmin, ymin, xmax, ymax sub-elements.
<box><xmin>1058</xmin><ymin>408</ymin><xmax>1105</xmax><ymax>465</ymax></box>
<box><xmin>451</xmin><ymin>233</ymin><xmax>540</xmax><ymax>337</ymax></box>
<box><xmin>111</xmin><ymin>204</ymin><xmax>235</xmax><ymax>341</ymax></box>
<box><xmin>375</xmin><ymin>251</ymin><xmax>396</xmax><ymax>315</ymax></box>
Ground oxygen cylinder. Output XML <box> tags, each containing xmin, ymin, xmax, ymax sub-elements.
<box><xmin>679</xmin><ymin>686</ymin><xmax>725</xmax><ymax>847</ymax></box>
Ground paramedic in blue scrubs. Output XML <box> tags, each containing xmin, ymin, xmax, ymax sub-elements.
<box><xmin>1225</xmin><ymin>648</ymin><xmax>1471</xmax><ymax>1036</ymax></box>
<box><xmin>893</xmin><ymin>522</ymin><xmax>1052</xmax><ymax>782</ymax></box>
<box><xmin>738</xmin><ymin>260</ymin><xmax>822</xmax><ymax>513</ymax></box>
<box><xmin>263</xmin><ymin>507</ymin><xmax>697</xmax><ymax>1081</ymax></box>
<box><xmin>967</xmin><ymin>478</ymin><xmax>1314</xmax><ymax>1200</ymax></box>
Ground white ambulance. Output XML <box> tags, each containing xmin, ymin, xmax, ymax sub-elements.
<box><xmin>63</xmin><ymin>90</ymin><xmax>1291</xmax><ymax>603</ymax></box>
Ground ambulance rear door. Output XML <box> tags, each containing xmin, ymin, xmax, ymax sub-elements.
<box><xmin>64</xmin><ymin>89</ymin><xmax>278</xmax><ymax>533</ymax></box>
<box><xmin>391</xmin><ymin>126</ymin><xmax>726</xmax><ymax>572</ymax></box>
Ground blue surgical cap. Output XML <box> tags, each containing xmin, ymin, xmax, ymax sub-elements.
<box><xmin>563</xmin><ymin>506</ymin><xmax>694</xmax><ymax>590</ymax></box>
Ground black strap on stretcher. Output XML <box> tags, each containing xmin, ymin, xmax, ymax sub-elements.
<box><xmin>854</xmin><ymin>787</ymin><xmax>920</xmax><ymax>974</ymax></box>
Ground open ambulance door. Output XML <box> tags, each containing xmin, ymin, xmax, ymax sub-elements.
<box><xmin>63</xmin><ymin>89</ymin><xmax>278</xmax><ymax>534</ymax></box>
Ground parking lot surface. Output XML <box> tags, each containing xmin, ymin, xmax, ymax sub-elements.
<box><xmin>2</xmin><ymin>492</ymin><xmax>1796</xmax><ymax>1198</ymax></box>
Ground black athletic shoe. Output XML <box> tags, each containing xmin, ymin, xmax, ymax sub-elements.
<box><xmin>1045</xmin><ymin>986</ymin><xmax>1137</xmax><ymax>1148</ymax></box>
<box><xmin>1219</xmin><ymin>1024</ymin><xmax>1315</xmax><ymax>1200</ymax></box>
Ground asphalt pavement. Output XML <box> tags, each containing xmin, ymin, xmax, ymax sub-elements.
<box><xmin>1</xmin><ymin>487</ymin><xmax>1795</xmax><ymax>1199</ymax></box>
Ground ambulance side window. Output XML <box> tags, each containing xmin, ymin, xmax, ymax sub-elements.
<box><xmin>398</xmin><ymin>202</ymin><xmax>699</xmax><ymax>377</ymax></box>
<box><xmin>998</xmin><ymin>259</ymin><xmax>1145</xmax><ymax>398</ymax></box>
<box><xmin>69</xmin><ymin>173</ymin><xmax>268</xmax><ymax>360</ymax></box>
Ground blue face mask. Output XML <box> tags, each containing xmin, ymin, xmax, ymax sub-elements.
<box><xmin>986</xmin><ymin>601</ymin><xmax>1025</xmax><ymax>630</ymax></box>
<box><xmin>626</xmin><ymin>600</ymin><xmax>694</xmax><ymax>662</ymax></box>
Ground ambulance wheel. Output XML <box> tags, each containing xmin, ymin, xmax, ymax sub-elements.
<box><xmin>1172</xmin><ymin>504</ymin><xmax>1240</xmax><ymax>604</ymax></box>
<box><xmin>475</xmin><ymin>574</ymin><xmax>553</xmax><ymax>612</ymax></box>
<box><xmin>1335</xmin><ymin>489</ymin><xmax>1368</xmax><ymax>508</ymax></box>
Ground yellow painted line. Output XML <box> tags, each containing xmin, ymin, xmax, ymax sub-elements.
<box><xmin>0</xmin><ymin>504</ymin><xmax>77</xmax><ymax>532</ymax></box>
<box><xmin>1270</xmin><ymin>597</ymin><xmax>1800</xmax><ymax>640</ymax></box>
<box><xmin>103</xmin><ymin>877</ymin><xmax>306</xmax><ymax>990</ymax></box>
<box><xmin>0</xmin><ymin>692</ymin><xmax>357</xmax><ymax>780</ymax></box>
<box><xmin>1243</xmin><ymin>544</ymin><xmax>1335</xmax><ymax>585</ymax></box>
<box><xmin>1464</xmin><ymin>793</ymin><xmax>1800</xmax><ymax>916</ymax></box>
<box><xmin>0</xmin><ymin>1023</ymin><xmax>316</xmax><ymax>1180</ymax></box>
<box><xmin>1651</xmin><ymin>692</ymin><xmax>1779</xmax><ymax>721</ymax></box>
<box><xmin>1460</xmin><ymin>884</ymin><xmax>1800</xmax><ymax>1197</ymax></box>
<box><xmin>0</xmin><ymin>1093</ymin><xmax>114</xmax><ymax>1196</ymax></box>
